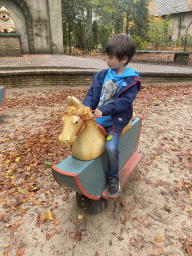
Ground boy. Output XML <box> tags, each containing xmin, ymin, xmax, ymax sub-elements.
<box><xmin>83</xmin><ymin>34</ymin><xmax>141</xmax><ymax>198</ymax></box>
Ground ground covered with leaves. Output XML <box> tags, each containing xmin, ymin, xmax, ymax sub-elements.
<box><xmin>0</xmin><ymin>84</ymin><xmax>192</xmax><ymax>256</ymax></box>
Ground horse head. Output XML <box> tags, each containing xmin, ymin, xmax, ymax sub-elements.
<box><xmin>59</xmin><ymin>96</ymin><xmax>92</xmax><ymax>147</ymax></box>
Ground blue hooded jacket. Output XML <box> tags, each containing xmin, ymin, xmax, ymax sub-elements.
<box><xmin>83</xmin><ymin>68</ymin><xmax>141</xmax><ymax>133</ymax></box>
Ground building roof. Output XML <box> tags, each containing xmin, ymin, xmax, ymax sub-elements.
<box><xmin>152</xmin><ymin>0</ymin><xmax>192</xmax><ymax>16</ymax></box>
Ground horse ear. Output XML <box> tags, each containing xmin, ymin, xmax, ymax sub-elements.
<box><xmin>70</xmin><ymin>96</ymin><xmax>82</xmax><ymax>107</ymax></box>
<box><xmin>66</xmin><ymin>96</ymin><xmax>72</xmax><ymax>106</ymax></box>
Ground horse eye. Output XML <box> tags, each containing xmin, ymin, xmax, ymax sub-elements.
<box><xmin>75</xmin><ymin>121</ymin><xmax>79</xmax><ymax>125</ymax></box>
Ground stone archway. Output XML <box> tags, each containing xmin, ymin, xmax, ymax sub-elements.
<box><xmin>0</xmin><ymin>0</ymin><xmax>35</xmax><ymax>53</ymax></box>
<box><xmin>12</xmin><ymin>0</ymin><xmax>35</xmax><ymax>53</ymax></box>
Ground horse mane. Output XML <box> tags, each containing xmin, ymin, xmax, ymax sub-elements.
<box><xmin>65</xmin><ymin>96</ymin><xmax>98</xmax><ymax>126</ymax></box>
<box><xmin>66</xmin><ymin>106</ymin><xmax>77</xmax><ymax>116</ymax></box>
<box><xmin>66</xmin><ymin>104</ymin><xmax>97</xmax><ymax>124</ymax></box>
<box><xmin>77</xmin><ymin>105</ymin><xmax>97</xmax><ymax>123</ymax></box>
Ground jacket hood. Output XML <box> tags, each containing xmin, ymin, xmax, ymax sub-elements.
<box><xmin>103</xmin><ymin>68</ymin><xmax>140</xmax><ymax>86</ymax></box>
<box><xmin>108</xmin><ymin>67</ymin><xmax>140</xmax><ymax>79</ymax></box>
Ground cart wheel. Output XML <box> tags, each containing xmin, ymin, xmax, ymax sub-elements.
<box><xmin>76</xmin><ymin>193</ymin><xmax>110</xmax><ymax>215</ymax></box>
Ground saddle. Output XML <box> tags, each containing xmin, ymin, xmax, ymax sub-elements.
<box><xmin>97</xmin><ymin>121</ymin><xmax>132</xmax><ymax>138</ymax></box>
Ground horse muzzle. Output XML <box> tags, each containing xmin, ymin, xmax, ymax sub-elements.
<box><xmin>59</xmin><ymin>134</ymin><xmax>77</xmax><ymax>147</ymax></box>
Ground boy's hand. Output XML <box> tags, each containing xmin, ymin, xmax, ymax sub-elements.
<box><xmin>95</xmin><ymin>109</ymin><xmax>103</xmax><ymax>117</ymax></box>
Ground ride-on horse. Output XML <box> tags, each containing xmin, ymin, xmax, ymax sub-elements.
<box><xmin>52</xmin><ymin>96</ymin><xmax>142</xmax><ymax>214</ymax></box>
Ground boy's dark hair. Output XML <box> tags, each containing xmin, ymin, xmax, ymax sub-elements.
<box><xmin>106</xmin><ymin>34</ymin><xmax>136</xmax><ymax>65</ymax></box>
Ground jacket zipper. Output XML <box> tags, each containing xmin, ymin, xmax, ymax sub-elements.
<box><xmin>116</xmin><ymin>81</ymin><xmax>137</xmax><ymax>100</ymax></box>
<box><xmin>112</xmin><ymin>77</ymin><xmax>140</xmax><ymax>133</ymax></box>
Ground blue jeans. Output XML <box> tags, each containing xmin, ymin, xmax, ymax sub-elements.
<box><xmin>105</xmin><ymin>126</ymin><xmax>120</xmax><ymax>180</ymax></box>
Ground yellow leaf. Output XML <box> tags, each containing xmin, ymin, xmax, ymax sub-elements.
<box><xmin>1</xmin><ymin>200</ymin><xmax>7</xmax><ymax>205</ymax></box>
<box><xmin>155</xmin><ymin>236</ymin><xmax>162</xmax><ymax>243</ymax></box>
<box><xmin>78</xmin><ymin>215</ymin><xmax>83</xmax><ymax>220</ymax></box>
<box><xmin>15</xmin><ymin>157</ymin><xmax>20</xmax><ymax>162</ymax></box>
<box><xmin>6</xmin><ymin>159</ymin><xmax>10</xmax><ymax>164</ymax></box>
<box><xmin>184</xmin><ymin>207</ymin><xmax>189</xmax><ymax>212</ymax></box>
<box><xmin>190</xmin><ymin>194</ymin><xmax>192</xmax><ymax>200</ymax></box>
<box><xmin>46</xmin><ymin>210</ymin><xmax>54</xmax><ymax>221</ymax></box>
<box><xmin>5</xmin><ymin>244</ymin><xmax>10</xmax><ymax>248</ymax></box>
<box><xmin>41</xmin><ymin>214</ymin><xmax>47</xmax><ymax>221</ymax></box>
<box><xmin>40</xmin><ymin>138</ymin><xmax>46</xmax><ymax>143</ymax></box>
<box><xmin>20</xmin><ymin>219</ymin><xmax>25</xmax><ymax>224</ymax></box>
<box><xmin>24</xmin><ymin>166</ymin><xmax>31</xmax><ymax>171</ymax></box>
<box><xmin>154</xmin><ymin>155</ymin><xmax>160</xmax><ymax>161</ymax></box>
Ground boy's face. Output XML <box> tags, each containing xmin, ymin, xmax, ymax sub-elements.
<box><xmin>106</xmin><ymin>55</ymin><xmax>127</xmax><ymax>70</ymax></box>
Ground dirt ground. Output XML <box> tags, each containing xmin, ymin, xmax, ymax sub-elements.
<box><xmin>0</xmin><ymin>82</ymin><xmax>192</xmax><ymax>256</ymax></box>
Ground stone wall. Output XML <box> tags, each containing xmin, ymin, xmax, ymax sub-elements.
<box><xmin>0</xmin><ymin>33</ymin><xmax>21</xmax><ymax>56</ymax></box>
<box><xmin>0</xmin><ymin>0</ymin><xmax>64</xmax><ymax>54</ymax></box>
<box><xmin>170</xmin><ymin>12</ymin><xmax>192</xmax><ymax>40</ymax></box>
<box><xmin>0</xmin><ymin>73</ymin><xmax>94</xmax><ymax>88</ymax></box>
<box><xmin>1</xmin><ymin>72</ymin><xmax>192</xmax><ymax>88</ymax></box>
<box><xmin>25</xmin><ymin>0</ymin><xmax>64</xmax><ymax>54</ymax></box>
<box><xmin>47</xmin><ymin>0</ymin><xmax>64</xmax><ymax>54</ymax></box>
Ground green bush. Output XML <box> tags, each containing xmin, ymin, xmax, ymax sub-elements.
<box><xmin>133</xmin><ymin>36</ymin><xmax>148</xmax><ymax>50</ymax></box>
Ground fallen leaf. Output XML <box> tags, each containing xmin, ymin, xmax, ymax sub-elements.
<box><xmin>155</xmin><ymin>236</ymin><xmax>162</xmax><ymax>243</ymax></box>
<box><xmin>153</xmin><ymin>245</ymin><xmax>164</xmax><ymax>255</ymax></box>
<box><xmin>78</xmin><ymin>215</ymin><xmax>83</xmax><ymax>220</ymax></box>
<box><xmin>15</xmin><ymin>157</ymin><xmax>21</xmax><ymax>162</ymax></box>
<box><xmin>54</xmin><ymin>219</ymin><xmax>60</xmax><ymax>226</ymax></box>
<box><xmin>50</xmin><ymin>228</ymin><xmax>57</xmax><ymax>237</ymax></box>
<box><xmin>46</xmin><ymin>209</ymin><xmax>54</xmax><ymax>221</ymax></box>
<box><xmin>16</xmin><ymin>247</ymin><xmax>25</xmax><ymax>256</ymax></box>
<box><xmin>73</xmin><ymin>219</ymin><xmax>78</xmax><ymax>225</ymax></box>
<box><xmin>44</xmin><ymin>161</ymin><xmax>53</xmax><ymax>167</ymax></box>
<box><xmin>40</xmin><ymin>214</ymin><xmax>47</xmax><ymax>221</ymax></box>
<box><xmin>46</xmin><ymin>233</ymin><xmax>50</xmax><ymax>240</ymax></box>
<box><xmin>184</xmin><ymin>207</ymin><xmax>189</xmax><ymax>212</ymax></box>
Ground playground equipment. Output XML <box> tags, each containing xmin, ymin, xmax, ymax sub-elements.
<box><xmin>52</xmin><ymin>96</ymin><xmax>142</xmax><ymax>214</ymax></box>
<box><xmin>0</xmin><ymin>86</ymin><xmax>5</xmax><ymax>111</ymax></box>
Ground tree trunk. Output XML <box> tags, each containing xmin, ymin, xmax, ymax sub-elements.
<box><xmin>68</xmin><ymin>22</ymin><xmax>71</xmax><ymax>55</ymax></box>
<box><xmin>184</xmin><ymin>21</ymin><xmax>192</xmax><ymax>50</ymax></box>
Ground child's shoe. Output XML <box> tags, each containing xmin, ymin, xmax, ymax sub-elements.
<box><xmin>108</xmin><ymin>178</ymin><xmax>121</xmax><ymax>198</ymax></box>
